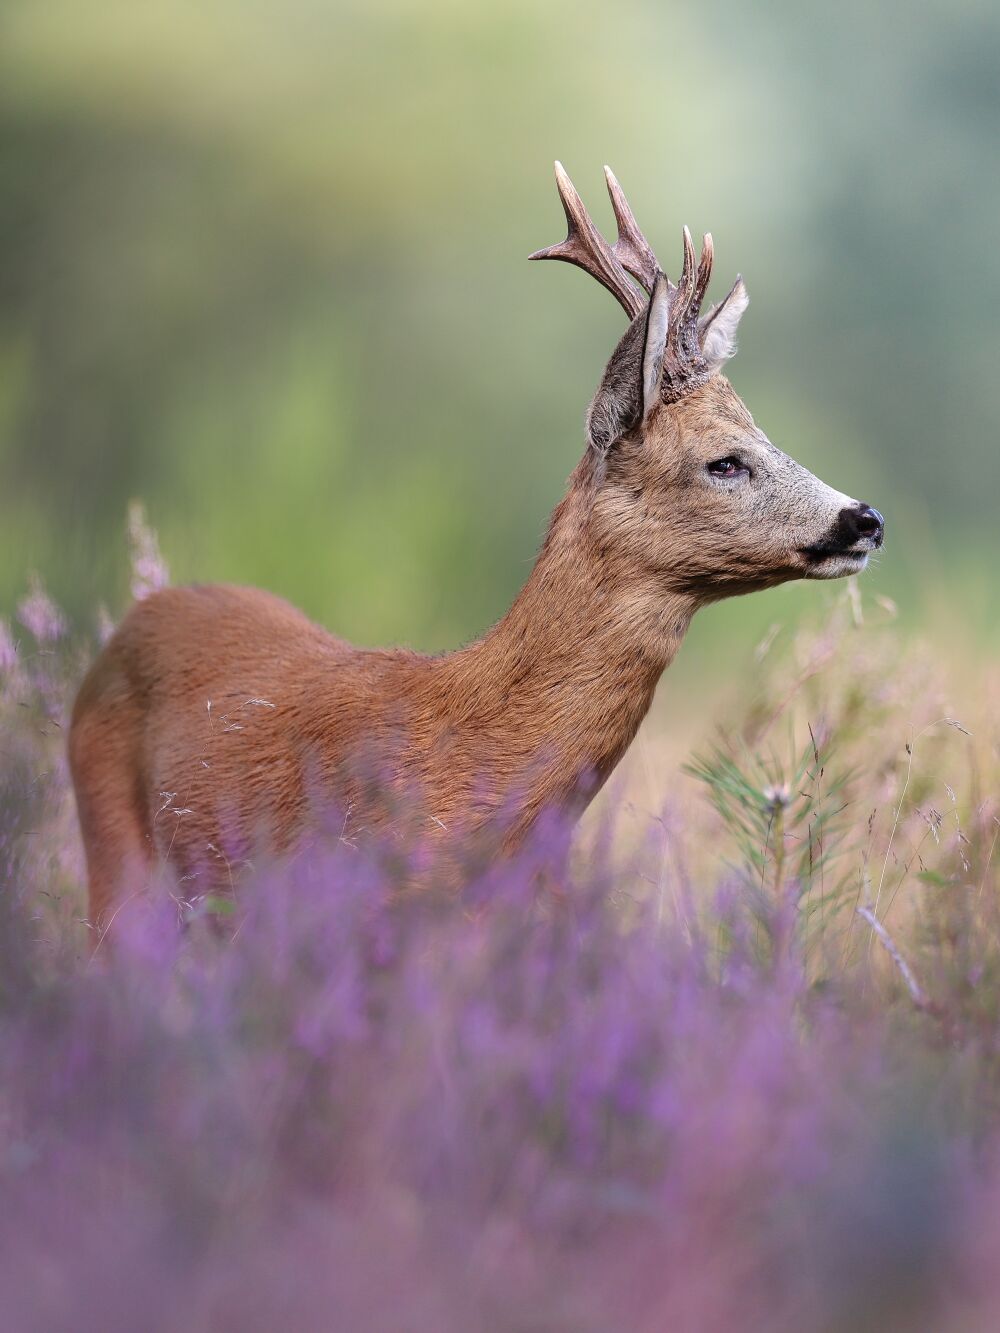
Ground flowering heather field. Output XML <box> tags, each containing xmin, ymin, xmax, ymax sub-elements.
<box><xmin>2</xmin><ymin>529</ymin><xmax>999</xmax><ymax>1332</ymax></box>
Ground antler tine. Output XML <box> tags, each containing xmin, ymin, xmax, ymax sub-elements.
<box><xmin>603</xmin><ymin>166</ymin><xmax>661</xmax><ymax>296</ymax></box>
<box><xmin>692</xmin><ymin>232</ymin><xmax>714</xmax><ymax>317</ymax></box>
<box><xmin>529</xmin><ymin>162</ymin><xmax>644</xmax><ymax>321</ymax></box>
<box><xmin>675</xmin><ymin>225</ymin><xmax>698</xmax><ymax>316</ymax></box>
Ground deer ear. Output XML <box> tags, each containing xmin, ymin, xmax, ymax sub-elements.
<box><xmin>641</xmin><ymin>272</ymin><xmax>670</xmax><ymax>419</ymax></box>
<box><xmin>586</xmin><ymin>274</ymin><xmax>670</xmax><ymax>457</ymax></box>
<box><xmin>699</xmin><ymin>276</ymin><xmax>749</xmax><ymax>372</ymax></box>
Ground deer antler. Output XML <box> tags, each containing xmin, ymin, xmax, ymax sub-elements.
<box><xmin>529</xmin><ymin>162</ymin><xmax>645</xmax><ymax>320</ymax></box>
<box><xmin>665</xmin><ymin>225</ymin><xmax>715</xmax><ymax>373</ymax></box>
<box><xmin>603</xmin><ymin>166</ymin><xmax>660</xmax><ymax>297</ymax></box>
<box><xmin>532</xmin><ymin>163</ymin><xmax>729</xmax><ymax>401</ymax></box>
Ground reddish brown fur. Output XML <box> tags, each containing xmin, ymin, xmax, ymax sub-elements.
<box><xmin>70</xmin><ymin>443</ymin><xmax>688</xmax><ymax>922</ymax></box>
<box><xmin>70</xmin><ymin>173</ymin><xmax>880</xmax><ymax>926</ymax></box>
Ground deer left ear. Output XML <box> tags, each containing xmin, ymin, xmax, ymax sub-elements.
<box><xmin>586</xmin><ymin>274</ymin><xmax>671</xmax><ymax>458</ymax></box>
<box><xmin>699</xmin><ymin>276</ymin><xmax>749</xmax><ymax>372</ymax></box>
<box><xmin>641</xmin><ymin>272</ymin><xmax>670</xmax><ymax>418</ymax></box>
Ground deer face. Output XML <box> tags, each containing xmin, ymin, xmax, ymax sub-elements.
<box><xmin>531</xmin><ymin>163</ymin><xmax>883</xmax><ymax>601</ymax></box>
<box><xmin>594</xmin><ymin>373</ymin><xmax>883</xmax><ymax>599</ymax></box>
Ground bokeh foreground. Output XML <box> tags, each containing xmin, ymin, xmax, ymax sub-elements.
<box><xmin>2</xmin><ymin>524</ymin><xmax>1000</xmax><ymax>1331</ymax></box>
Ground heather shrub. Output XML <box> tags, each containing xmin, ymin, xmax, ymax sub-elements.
<box><xmin>1</xmin><ymin>555</ymin><xmax>999</xmax><ymax>1331</ymax></box>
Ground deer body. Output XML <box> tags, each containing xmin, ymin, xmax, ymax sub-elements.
<box><xmin>70</xmin><ymin>166</ymin><xmax>884</xmax><ymax>924</ymax></box>
<box><xmin>71</xmin><ymin>466</ymin><xmax>687</xmax><ymax>920</ymax></box>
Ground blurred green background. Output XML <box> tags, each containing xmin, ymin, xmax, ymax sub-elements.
<box><xmin>1</xmin><ymin>0</ymin><xmax>998</xmax><ymax>687</ymax></box>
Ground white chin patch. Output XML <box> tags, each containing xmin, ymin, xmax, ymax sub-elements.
<box><xmin>805</xmin><ymin>552</ymin><xmax>870</xmax><ymax>581</ymax></box>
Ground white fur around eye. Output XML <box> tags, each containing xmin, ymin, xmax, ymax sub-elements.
<box><xmin>700</xmin><ymin>278</ymin><xmax>749</xmax><ymax>372</ymax></box>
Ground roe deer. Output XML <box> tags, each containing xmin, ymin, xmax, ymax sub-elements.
<box><xmin>70</xmin><ymin>163</ymin><xmax>884</xmax><ymax>925</ymax></box>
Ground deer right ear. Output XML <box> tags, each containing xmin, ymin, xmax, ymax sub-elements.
<box><xmin>699</xmin><ymin>276</ymin><xmax>749</xmax><ymax>372</ymax></box>
<box><xmin>586</xmin><ymin>273</ymin><xmax>670</xmax><ymax>458</ymax></box>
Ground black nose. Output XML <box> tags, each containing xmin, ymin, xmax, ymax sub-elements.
<box><xmin>842</xmin><ymin>503</ymin><xmax>884</xmax><ymax>548</ymax></box>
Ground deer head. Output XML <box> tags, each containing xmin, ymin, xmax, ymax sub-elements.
<box><xmin>531</xmin><ymin>163</ymin><xmax>883</xmax><ymax>599</ymax></box>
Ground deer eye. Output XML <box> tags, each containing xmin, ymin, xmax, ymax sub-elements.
<box><xmin>707</xmin><ymin>457</ymin><xmax>750</xmax><ymax>480</ymax></box>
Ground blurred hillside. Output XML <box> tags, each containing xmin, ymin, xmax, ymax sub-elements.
<box><xmin>1</xmin><ymin>0</ymin><xmax>998</xmax><ymax>677</ymax></box>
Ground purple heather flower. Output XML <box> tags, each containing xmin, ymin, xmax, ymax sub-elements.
<box><xmin>16</xmin><ymin>574</ymin><xmax>66</xmax><ymax>643</ymax></box>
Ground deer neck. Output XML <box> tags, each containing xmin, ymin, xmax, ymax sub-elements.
<box><xmin>449</xmin><ymin>468</ymin><xmax>695</xmax><ymax>817</ymax></box>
